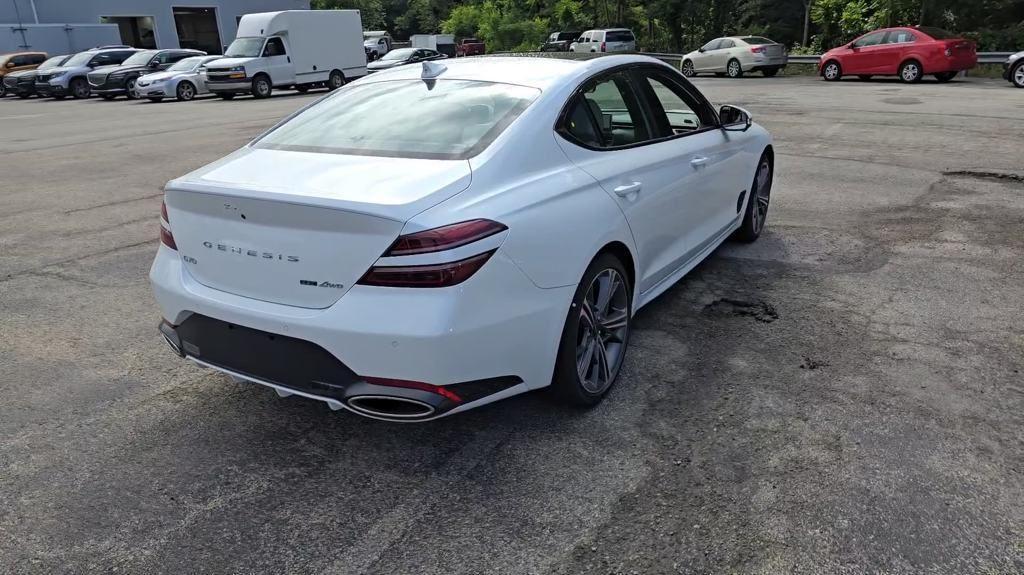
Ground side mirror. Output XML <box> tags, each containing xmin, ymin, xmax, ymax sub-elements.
<box><xmin>5</xmin><ymin>61</ymin><xmax>16</xmax><ymax>69</ymax></box>
<box><xmin>698</xmin><ymin>47</ymin><xmax>706</xmax><ymax>53</ymax></box>
<box><xmin>719</xmin><ymin>105</ymin><xmax>752</xmax><ymax>132</ymax></box>
<box><xmin>148</xmin><ymin>60</ymin><xmax>160</xmax><ymax>68</ymax></box>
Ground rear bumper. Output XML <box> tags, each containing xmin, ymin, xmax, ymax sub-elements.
<box><xmin>149</xmin><ymin>244</ymin><xmax>572</xmax><ymax>420</ymax></box>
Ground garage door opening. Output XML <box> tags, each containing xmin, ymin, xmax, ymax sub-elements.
<box><xmin>173</xmin><ymin>7</ymin><xmax>223</xmax><ymax>55</ymax></box>
<box><xmin>100</xmin><ymin>16</ymin><xmax>157</xmax><ymax>48</ymax></box>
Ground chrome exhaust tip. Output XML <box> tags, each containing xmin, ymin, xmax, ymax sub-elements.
<box><xmin>346</xmin><ymin>395</ymin><xmax>436</xmax><ymax>420</ymax></box>
<box><xmin>158</xmin><ymin>320</ymin><xmax>184</xmax><ymax>357</ymax></box>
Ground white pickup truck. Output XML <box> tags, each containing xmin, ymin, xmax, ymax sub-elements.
<box><xmin>204</xmin><ymin>10</ymin><xmax>367</xmax><ymax>99</ymax></box>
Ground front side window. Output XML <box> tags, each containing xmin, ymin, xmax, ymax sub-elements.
<box><xmin>701</xmin><ymin>39</ymin><xmax>721</xmax><ymax>51</ymax></box>
<box><xmin>853</xmin><ymin>31</ymin><xmax>887</xmax><ymax>47</ymax></box>
<box><xmin>640</xmin><ymin>74</ymin><xmax>708</xmax><ymax>135</ymax></box>
<box><xmin>719</xmin><ymin>39</ymin><xmax>735</xmax><ymax>49</ymax></box>
<box><xmin>255</xmin><ymin>80</ymin><xmax>539</xmax><ymax>160</ymax></box>
<box><xmin>564</xmin><ymin>72</ymin><xmax>649</xmax><ymax>148</ymax></box>
<box><xmin>263</xmin><ymin>38</ymin><xmax>286</xmax><ymax>57</ymax></box>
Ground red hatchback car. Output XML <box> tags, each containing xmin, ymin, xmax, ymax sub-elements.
<box><xmin>820</xmin><ymin>26</ymin><xmax>977</xmax><ymax>83</ymax></box>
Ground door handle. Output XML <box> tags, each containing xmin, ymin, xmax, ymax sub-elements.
<box><xmin>690</xmin><ymin>156</ymin><xmax>709</xmax><ymax>168</ymax></box>
<box><xmin>613</xmin><ymin>182</ymin><xmax>642</xmax><ymax>197</ymax></box>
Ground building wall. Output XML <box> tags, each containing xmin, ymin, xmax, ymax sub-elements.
<box><xmin>2</xmin><ymin>0</ymin><xmax>310</xmax><ymax>54</ymax></box>
<box><xmin>1</xmin><ymin>24</ymin><xmax>121</xmax><ymax>55</ymax></box>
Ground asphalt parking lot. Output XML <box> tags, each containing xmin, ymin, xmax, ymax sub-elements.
<box><xmin>2</xmin><ymin>74</ymin><xmax>1023</xmax><ymax>574</ymax></box>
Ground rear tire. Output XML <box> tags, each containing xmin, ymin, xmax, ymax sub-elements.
<box><xmin>551</xmin><ymin>253</ymin><xmax>632</xmax><ymax>407</ymax></box>
<box><xmin>934</xmin><ymin>71</ymin><xmax>956</xmax><ymax>83</ymax></box>
<box><xmin>822</xmin><ymin>60</ymin><xmax>842</xmax><ymax>81</ymax></box>
<box><xmin>251</xmin><ymin>75</ymin><xmax>272</xmax><ymax>99</ymax></box>
<box><xmin>69</xmin><ymin>77</ymin><xmax>90</xmax><ymax>99</ymax></box>
<box><xmin>327</xmin><ymin>70</ymin><xmax>345</xmax><ymax>91</ymax></box>
<box><xmin>734</xmin><ymin>150</ymin><xmax>773</xmax><ymax>243</ymax></box>
<box><xmin>899</xmin><ymin>60</ymin><xmax>923</xmax><ymax>83</ymax></box>
<box><xmin>726</xmin><ymin>58</ymin><xmax>744</xmax><ymax>78</ymax></box>
<box><xmin>175</xmin><ymin>80</ymin><xmax>196</xmax><ymax>101</ymax></box>
<box><xmin>762</xmin><ymin>67</ymin><xmax>779</xmax><ymax>77</ymax></box>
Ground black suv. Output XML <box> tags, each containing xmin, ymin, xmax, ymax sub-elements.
<box><xmin>88</xmin><ymin>49</ymin><xmax>204</xmax><ymax>100</ymax></box>
<box><xmin>540</xmin><ymin>31</ymin><xmax>581</xmax><ymax>52</ymax></box>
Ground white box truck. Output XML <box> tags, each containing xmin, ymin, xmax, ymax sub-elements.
<box><xmin>410</xmin><ymin>34</ymin><xmax>457</xmax><ymax>58</ymax></box>
<box><xmin>204</xmin><ymin>10</ymin><xmax>367</xmax><ymax>99</ymax></box>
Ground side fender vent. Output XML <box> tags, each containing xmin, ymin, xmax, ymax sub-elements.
<box><xmin>736</xmin><ymin>190</ymin><xmax>747</xmax><ymax>214</ymax></box>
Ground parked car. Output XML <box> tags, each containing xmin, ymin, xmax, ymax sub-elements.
<box><xmin>137</xmin><ymin>55</ymin><xmax>224</xmax><ymax>102</ymax></box>
<box><xmin>411</xmin><ymin>34</ymin><xmax>457</xmax><ymax>58</ymax></box>
<box><xmin>151</xmin><ymin>55</ymin><xmax>772</xmax><ymax>421</ymax></box>
<box><xmin>540</xmin><ymin>31</ymin><xmax>581</xmax><ymax>52</ymax></box>
<box><xmin>366</xmin><ymin>48</ymin><xmax>445</xmax><ymax>72</ymax></box>
<box><xmin>569</xmin><ymin>29</ymin><xmax>636</xmax><ymax>53</ymax></box>
<box><xmin>204</xmin><ymin>10</ymin><xmax>366</xmax><ymax>99</ymax></box>
<box><xmin>682</xmin><ymin>36</ymin><xmax>787</xmax><ymax>78</ymax></box>
<box><xmin>363</xmin><ymin>31</ymin><xmax>393</xmax><ymax>60</ymax></box>
<box><xmin>1004</xmin><ymin>50</ymin><xmax>1024</xmax><ymax>88</ymax></box>
<box><xmin>456</xmin><ymin>38</ymin><xmax>486</xmax><ymax>57</ymax></box>
<box><xmin>3</xmin><ymin>54</ymin><xmax>70</xmax><ymax>98</ymax></box>
<box><xmin>89</xmin><ymin>49</ymin><xmax>205</xmax><ymax>100</ymax></box>
<box><xmin>36</xmin><ymin>47</ymin><xmax>138</xmax><ymax>99</ymax></box>
<box><xmin>820</xmin><ymin>26</ymin><xmax>976</xmax><ymax>83</ymax></box>
<box><xmin>0</xmin><ymin>51</ymin><xmax>48</xmax><ymax>96</ymax></box>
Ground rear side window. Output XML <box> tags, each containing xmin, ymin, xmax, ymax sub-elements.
<box><xmin>606</xmin><ymin>30</ymin><xmax>634</xmax><ymax>42</ymax></box>
<box><xmin>255</xmin><ymin>80</ymin><xmax>539</xmax><ymax>160</ymax></box>
<box><xmin>888</xmin><ymin>30</ymin><xmax>917</xmax><ymax>43</ymax></box>
<box><xmin>562</xmin><ymin>72</ymin><xmax>650</xmax><ymax>148</ymax></box>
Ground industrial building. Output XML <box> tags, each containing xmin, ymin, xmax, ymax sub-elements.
<box><xmin>2</xmin><ymin>0</ymin><xmax>310</xmax><ymax>55</ymax></box>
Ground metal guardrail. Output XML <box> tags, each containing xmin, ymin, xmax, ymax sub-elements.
<box><xmin>493</xmin><ymin>50</ymin><xmax>1014</xmax><ymax>66</ymax></box>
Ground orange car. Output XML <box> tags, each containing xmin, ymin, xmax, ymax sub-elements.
<box><xmin>0</xmin><ymin>51</ymin><xmax>48</xmax><ymax>96</ymax></box>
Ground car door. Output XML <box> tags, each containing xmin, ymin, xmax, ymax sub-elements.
<box><xmin>882</xmin><ymin>29</ymin><xmax>918</xmax><ymax>74</ymax></box>
<box><xmin>845</xmin><ymin>31</ymin><xmax>888</xmax><ymax>74</ymax></box>
<box><xmin>262</xmin><ymin>37</ymin><xmax>294</xmax><ymax>85</ymax></box>
<box><xmin>694</xmin><ymin>39</ymin><xmax>721</xmax><ymax>71</ymax></box>
<box><xmin>555</xmin><ymin>69</ymin><xmax>720</xmax><ymax>294</ymax></box>
<box><xmin>710</xmin><ymin>39</ymin><xmax>735</xmax><ymax>70</ymax></box>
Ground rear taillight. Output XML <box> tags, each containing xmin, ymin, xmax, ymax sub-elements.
<box><xmin>159</xmin><ymin>200</ymin><xmax>177</xmax><ymax>250</ymax></box>
<box><xmin>362</xmin><ymin>376</ymin><xmax>463</xmax><ymax>403</ymax></box>
<box><xmin>385</xmin><ymin>219</ymin><xmax>507</xmax><ymax>256</ymax></box>
<box><xmin>601</xmin><ymin>41</ymin><xmax>607</xmax><ymax>52</ymax></box>
<box><xmin>358</xmin><ymin>250</ymin><xmax>495</xmax><ymax>288</ymax></box>
<box><xmin>751</xmin><ymin>46</ymin><xmax>766</xmax><ymax>54</ymax></box>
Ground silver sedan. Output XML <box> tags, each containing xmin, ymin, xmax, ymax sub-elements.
<box><xmin>137</xmin><ymin>55</ymin><xmax>224</xmax><ymax>102</ymax></box>
<box><xmin>682</xmin><ymin>36</ymin><xmax>788</xmax><ymax>78</ymax></box>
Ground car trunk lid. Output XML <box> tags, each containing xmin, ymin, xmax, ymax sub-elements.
<box><xmin>164</xmin><ymin>148</ymin><xmax>472</xmax><ymax>309</ymax></box>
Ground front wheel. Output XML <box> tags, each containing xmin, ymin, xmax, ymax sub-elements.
<box><xmin>822</xmin><ymin>60</ymin><xmax>842</xmax><ymax>81</ymax></box>
<box><xmin>126</xmin><ymin>77</ymin><xmax>139</xmax><ymax>99</ymax></box>
<box><xmin>551</xmin><ymin>254</ymin><xmax>632</xmax><ymax>406</ymax></box>
<box><xmin>726</xmin><ymin>59</ymin><xmax>744</xmax><ymax>78</ymax></box>
<box><xmin>899</xmin><ymin>60</ymin><xmax>923</xmax><ymax>83</ymax></box>
<box><xmin>1014</xmin><ymin>62</ymin><xmax>1024</xmax><ymax>88</ymax></box>
<box><xmin>69</xmin><ymin>78</ymin><xmax>90</xmax><ymax>99</ymax></box>
<box><xmin>251</xmin><ymin>75</ymin><xmax>272</xmax><ymax>99</ymax></box>
<box><xmin>175</xmin><ymin>81</ymin><xmax>196</xmax><ymax>101</ymax></box>
<box><xmin>681</xmin><ymin>60</ymin><xmax>696</xmax><ymax>77</ymax></box>
<box><xmin>733</xmin><ymin>151</ymin><xmax>773</xmax><ymax>242</ymax></box>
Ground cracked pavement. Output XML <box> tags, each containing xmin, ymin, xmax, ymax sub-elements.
<box><xmin>1</xmin><ymin>75</ymin><xmax>1022</xmax><ymax>574</ymax></box>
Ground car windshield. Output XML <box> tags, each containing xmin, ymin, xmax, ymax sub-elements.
<box><xmin>121</xmin><ymin>50</ymin><xmax>157</xmax><ymax>67</ymax></box>
<box><xmin>38</xmin><ymin>56</ymin><xmax>68</xmax><ymax>70</ymax></box>
<box><xmin>742</xmin><ymin>37</ymin><xmax>775</xmax><ymax>45</ymax></box>
<box><xmin>63</xmin><ymin>51</ymin><xmax>97</xmax><ymax>67</ymax></box>
<box><xmin>917</xmin><ymin>26</ymin><xmax>957</xmax><ymax>39</ymax></box>
<box><xmin>168</xmin><ymin>57</ymin><xmax>204</xmax><ymax>72</ymax></box>
<box><xmin>255</xmin><ymin>80</ymin><xmax>539</xmax><ymax>160</ymax></box>
<box><xmin>382</xmin><ymin>48</ymin><xmax>416</xmax><ymax>61</ymax></box>
<box><xmin>225</xmin><ymin>37</ymin><xmax>264</xmax><ymax>58</ymax></box>
<box><xmin>606</xmin><ymin>30</ymin><xmax>634</xmax><ymax>42</ymax></box>
<box><xmin>559</xmin><ymin>32</ymin><xmax>579</xmax><ymax>41</ymax></box>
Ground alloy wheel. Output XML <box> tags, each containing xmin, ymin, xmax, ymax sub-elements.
<box><xmin>576</xmin><ymin>269</ymin><xmax>629</xmax><ymax>394</ymax></box>
<box><xmin>682</xmin><ymin>61</ymin><xmax>695</xmax><ymax>77</ymax></box>
<box><xmin>127</xmin><ymin>78</ymin><xmax>138</xmax><ymax>99</ymax></box>
<box><xmin>901</xmin><ymin>63</ymin><xmax>920</xmax><ymax>82</ymax></box>
<box><xmin>751</xmin><ymin>159</ymin><xmax>772</xmax><ymax>234</ymax></box>
<box><xmin>178</xmin><ymin>82</ymin><xmax>194</xmax><ymax>101</ymax></box>
<box><xmin>824</xmin><ymin>63</ymin><xmax>839</xmax><ymax>80</ymax></box>
<box><xmin>1014</xmin><ymin>64</ymin><xmax>1024</xmax><ymax>88</ymax></box>
<box><xmin>728</xmin><ymin>61</ymin><xmax>741</xmax><ymax>77</ymax></box>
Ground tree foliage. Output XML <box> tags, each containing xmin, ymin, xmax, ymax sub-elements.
<box><xmin>313</xmin><ymin>0</ymin><xmax>1024</xmax><ymax>52</ymax></box>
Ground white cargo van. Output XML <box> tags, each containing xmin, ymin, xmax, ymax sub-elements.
<box><xmin>205</xmin><ymin>10</ymin><xmax>366</xmax><ymax>99</ymax></box>
<box><xmin>410</xmin><ymin>34</ymin><xmax>456</xmax><ymax>58</ymax></box>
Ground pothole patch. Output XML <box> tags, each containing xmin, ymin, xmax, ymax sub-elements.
<box><xmin>942</xmin><ymin>170</ymin><xmax>1024</xmax><ymax>184</ymax></box>
<box><xmin>703</xmin><ymin>298</ymin><xmax>779</xmax><ymax>323</ymax></box>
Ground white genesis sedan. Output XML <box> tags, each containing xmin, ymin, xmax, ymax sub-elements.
<box><xmin>151</xmin><ymin>55</ymin><xmax>774</xmax><ymax>421</ymax></box>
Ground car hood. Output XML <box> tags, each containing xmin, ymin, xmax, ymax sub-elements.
<box><xmin>92</xmin><ymin>64</ymin><xmax>149</xmax><ymax>76</ymax></box>
<box><xmin>6</xmin><ymin>69</ymin><xmax>37</xmax><ymax>78</ymax></box>
<box><xmin>205</xmin><ymin>57</ymin><xmax>255</xmax><ymax>70</ymax></box>
<box><xmin>140</xmin><ymin>70</ymin><xmax>185</xmax><ymax>83</ymax></box>
<box><xmin>367</xmin><ymin>59</ymin><xmax>407</xmax><ymax>70</ymax></box>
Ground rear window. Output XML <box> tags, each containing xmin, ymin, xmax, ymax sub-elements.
<box><xmin>255</xmin><ymin>80</ymin><xmax>539</xmax><ymax>160</ymax></box>
<box><xmin>606</xmin><ymin>30</ymin><xmax>635</xmax><ymax>42</ymax></box>
<box><xmin>917</xmin><ymin>26</ymin><xmax>957</xmax><ymax>40</ymax></box>
<box><xmin>742</xmin><ymin>37</ymin><xmax>774</xmax><ymax>45</ymax></box>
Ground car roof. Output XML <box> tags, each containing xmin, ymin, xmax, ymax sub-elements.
<box><xmin>358</xmin><ymin>54</ymin><xmax>670</xmax><ymax>90</ymax></box>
